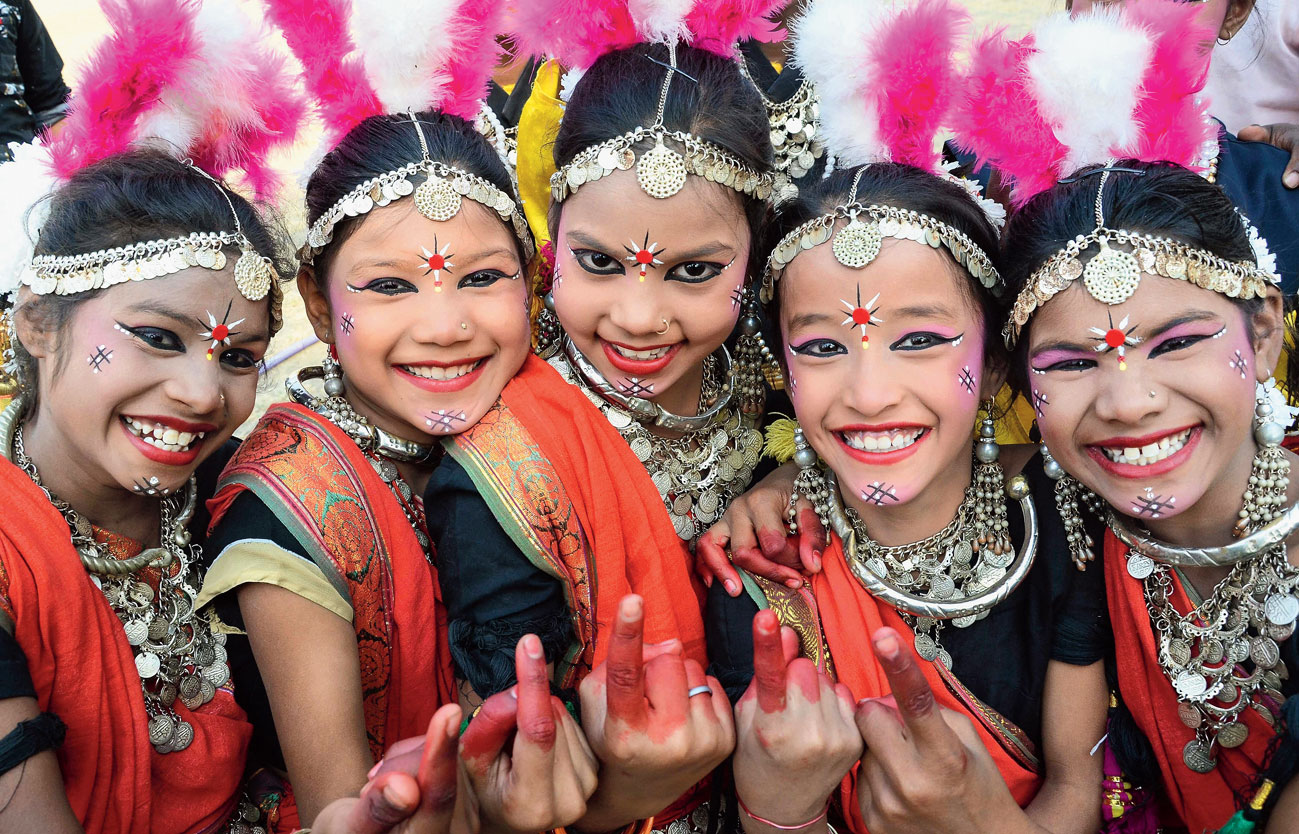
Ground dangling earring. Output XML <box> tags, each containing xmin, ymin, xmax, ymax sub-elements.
<box><xmin>1235</xmin><ymin>377</ymin><xmax>1292</xmax><ymax>537</ymax></box>
<box><xmin>1042</xmin><ymin>442</ymin><xmax>1097</xmax><ymax>571</ymax></box>
<box><xmin>787</xmin><ymin>424</ymin><xmax>833</xmax><ymax>533</ymax></box>
<box><xmin>735</xmin><ymin>286</ymin><xmax>771</xmax><ymax>415</ymax></box>
<box><xmin>322</xmin><ymin>352</ymin><xmax>346</xmax><ymax>397</ymax></box>
<box><xmin>534</xmin><ymin>288</ymin><xmax>562</xmax><ymax>358</ymax></box>
<box><xmin>971</xmin><ymin>402</ymin><xmax>1012</xmax><ymax>560</ymax></box>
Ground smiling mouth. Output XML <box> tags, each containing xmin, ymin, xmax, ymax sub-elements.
<box><xmin>838</xmin><ymin>427</ymin><xmax>926</xmax><ymax>453</ymax></box>
<box><xmin>398</xmin><ymin>359</ymin><xmax>485</xmax><ymax>380</ymax></box>
<box><xmin>1095</xmin><ymin>428</ymin><xmax>1194</xmax><ymax>467</ymax></box>
<box><xmin>122</xmin><ymin>417</ymin><xmax>205</xmax><ymax>453</ymax></box>
<box><xmin>609</xmin><ymin>344</ymin><xmax>674</xmax><ymax>361</ymax></box>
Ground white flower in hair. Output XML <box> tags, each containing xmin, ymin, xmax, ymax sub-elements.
<box><xmin>1238</xmin><ymin>210</ymin><xmax>1279</xmax><ymax>282</ymax></box>
<box><xmin>1261</xmin><ymin>377</ymin><xmax>1299</xmax><ymax>430</ymax></box>
<box><xmin>940</xmin><ymin>160</ymin><xmax>1007</xmax><ymax>230</ymax></box>
<box><xmin>0</xmin><ymin>141</ymin><xmax>57</xmax><ymax>299</ymax></box>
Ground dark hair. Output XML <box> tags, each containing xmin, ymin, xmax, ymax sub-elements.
<box><xmin>305</xmin><ymin>110</ymin><xmax>525</xmax><ymax>282</ymax></box>
<box><xmin>767</xmin><ymin>162</ymin><xmax>1005</xmax><ymax>366</ymax></box>
<box><xmin>548</xmin><ymin>42</ymin><xmax>773</xmax><ymax>274</ymax></box>
<box><xmin>15</xmin><ymin>148</ymin><xmax>290</xmax><ymax>396</ymax></box>
<box><xmin>1000</xmin><ymin>161</ymin><xmax>1296</xmax><ymax>395</ymax></box>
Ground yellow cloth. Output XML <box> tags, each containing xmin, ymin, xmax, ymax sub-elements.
<box><xmin>196</xmin><ymin>539</ymin><xmax>353</xmax><ymax>625</ymax></box>
<box><xmin>517</xmin><ymin>60</ymin><xmax>565</xmax><ymax>247</ymax></box>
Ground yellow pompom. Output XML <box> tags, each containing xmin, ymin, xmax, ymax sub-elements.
<box><xmin>764</xmin><ymin>417</ymin><xmax>801</xmax><ymax>463</ymax></box>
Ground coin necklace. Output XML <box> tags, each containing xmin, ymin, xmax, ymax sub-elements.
<box><xmin>551</xmin><ymin>349</ymin><xmax>763</xmax><ymax>542</ymax></box>
<box><xmin>288</xmin><ymin>360</ymin><xmax>438</xmax><ymax>562</ymax></box>
<box><xmin>7</xmin><ymin>418</ymin><xmax>226</xmax><ymax>754</ymax></box>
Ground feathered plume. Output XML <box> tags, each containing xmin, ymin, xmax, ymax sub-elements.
<box><xmin>793</xmin><ymin>0</ymin><xmax>889</xmax><ymax>168</ymax></box>
<box><xmin>1122</xmin><ymin>0</ymin><xmax>1217</xmax><ymax>171</ymax></box>
<box><xmin>47</xmin><ymin>0</ymin><xmax>202</xmax><ymax>180</ymax></box>
<box><xmin>1027</xmin><ymin>9</ymin><xmax>1151</xmax><ymax>175</ymax></box>
<box><xmin>349</xmin><ymin>0</ymin><xmax>464</xmax><ymax>114</ymax></box>
<box><xmin>868</xmin><ymin>0</ymin><xmax>967</xmax><ymax>171</ymax></box>
<box><xmin>439</xmin><ymin>0</ymin><xmax>510</xmax><ymax>120</ymax></box>
<box><xmin>508</xmin><ymin>0</ymin><xmax>639</xmax><ymax>72</ymax></box>
<box><xmin>685</xmin><ymin>0</ymin><xmax>783</xmax><ymax>57</ymax></box>
<box><xmin>951</xmin><ymin>30</ymin><xmax>1067</xmax><ymax>205</ymax></box>
<box><xmin>260</xmin><ymin>0</ymin><xmax>382</xmax><ymax>144</ymax></box>
<box><xmin>134</xmin><ymin>0</ymin><xmax>306</xmax><ymax>198</ymax></box>
<box><xmin>630</xmin><ymin>0</ymin><xmax>694</xmax><ymax>44</ymax></box>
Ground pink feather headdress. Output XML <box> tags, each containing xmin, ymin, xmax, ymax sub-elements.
<box><xmin>509</xmin><ymin>0</ymin><xmax>783</xmax><ymax>72</ymax></box>
<box><xmin>47</xmin><ymin>0</ymin><xmax>305</xmax><ymax>199</ymax></box>
<box><xmin>262</xmin><ymin>0</ymin><xmax>510</xmax><ymax>147</ymax></box>
<box><xmin>951</xmin><ymin>0</ymin><xmax>1217</xmax><ymax>207</ymax></box>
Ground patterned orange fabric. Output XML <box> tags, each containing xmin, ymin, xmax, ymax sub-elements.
<box><xmin>0</xmin><ymin>457</ymin><xmax>250</xmax><ymax>834</ymax></box>
<box><xmin>1105</xmin><ymin>531</ymin><xmax>1275</xmax><ymax>833</ymax></box>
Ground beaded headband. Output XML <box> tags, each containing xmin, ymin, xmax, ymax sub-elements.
<box><xmin>549</xmin><ymin>45</ymin><xmax>775</xmax><ymax>205</ymax></box>
<box><xmin>1003</xmin><ymin>170</ymin><xmax>1279</xmax><ymax>347</ymax></box>
<box><xmin>20</xmin><ymin>164</ymin><xmax>277</xmax><ymax>303</ymax></box>
<box><xmin>302</xmin><ymin>115</ymin><xmax>535</xmax><ymax>265</ymax></box>
<box><xmin>761</xmin><ymin>168</ymin><xmax>1001</xmax><ymax>304</ymax></box>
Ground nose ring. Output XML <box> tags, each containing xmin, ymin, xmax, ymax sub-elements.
<box><xmin>1149</xmin><ymin>390</ymin><xmax>1157</xmax><ymax>399</ymax></box>
<box><xmin>460</xmin><ymin>322</ymin><xmax>468</xmax><ymax>331</ymax></box>
<box><xmin>656</xmin><ymin>317</ymin><xmax>670</xmax><ymax>335</ymax></box>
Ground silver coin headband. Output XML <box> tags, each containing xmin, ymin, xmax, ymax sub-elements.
<box><xmin>762</xmin><ymin>169</ymin><xmax>1001</xmax><ymax>304</ymax></box>
<box><xmin>550</xmin><ymin>44</ymin><xmax>776</xmax><ymax>205</ymax></box>
<box><xmin>21</xmin><ymin>163</ymin><xmax>277</xmax><ymax>303</ymax></box>
<box><xmin>1004</xmin><ymin>170</ymin><xmax>1278</xmax><ymax>348</ymax></box>
<box><xmin>302</xmin><ymin>114</ymin><xmax>536</xmax><ymax>265</ymax></box>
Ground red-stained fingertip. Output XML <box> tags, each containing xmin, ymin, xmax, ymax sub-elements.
<box><xmin>872</xmin><ymin>628</ymin><xmax>901</xmax><ymax>661</ymax></box>
<box><xmin>724</xmin><ymin>579</ymin><xmax>738</xmax><ymax>596</ymax></box>
<box><xmin>753</xmin><ymin>608</ymin><xmax>780</xmax><ymax>636</ymax></box>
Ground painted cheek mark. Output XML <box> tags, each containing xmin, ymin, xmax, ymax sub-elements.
<box><xmin>131</xmin><ymin>476</ymin><xmax>169</xmax><ymax>496</ymax></box>
<box><xmin>339</xmin><ymin>312</ymin><xmax>355</xmax><ymax>335</ymax></box>
<box><xmin>861</xmin><ymin>482</ymin><xmax>899</xmax><ymax>506</ymax></box>
<box><xmin>197</xmin><ymin>301</ymin><xmax>246</xmax><ymax>361</ymax></box>
<box><xmin>623</xmin><ymin>233</ymin><xmax>666</xmax><ymax>282</ymax></box>
<box><xmin>730</xmin><ymin>282</ymin><xmax>744</xmax><ymax>310</ymax></box>
<box><xmin>1133</xmin><ymin>487</ymin><xmax>1176</xmax><ymax>518</ymax></box>
<box><xmin>87</xmin><ymin>345</ymin><xmax>114</xmax><ymax>374</ymax></box>
<box><xmin>1031</xmin><ymin>387</ymin><xmax>1049</xmax><ymax>415</ymax></box>
<box><xmin>957</xmin><ymin>365</ymin><xmax>977</xmax><ymax>396</ymax></box>
<box><xmin>425</xmin><ymin>409</ymin><xmax>468</xmax><ymax>433</ymax></box>
<box><xmin>617</xmin><ymin>377</ymin><xmax>655</xmax><ymax>397</ymax></box>
<box><xmin>1088</xmin><ymin>313</ymin><xmax>1142</xmax><ymax>371</ymax></box>
<box><xmin>420</xmin><ymin>237</ymin><xmax>455</xmax><ymax>292</ymax></box>
<box><xmin>840</xmin><ymin>285</ymin><xmax>883</xmax><ymax>349</ymax></box>
<box><xmin>1230</xmin><ymin>350</ymin><xmax>1249</xmax><ymax>380</ymax></box>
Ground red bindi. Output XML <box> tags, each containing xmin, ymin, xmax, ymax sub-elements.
<box><xmin>851</xmin><ymin>308</ymin><xmax>872</xmax><ymax>326</ymax></box>
<box><xmin>635</xmin><ymin>249</ymin><xmax>654</xmax><ymax>265</ymax></box>
<box><xmin>426</xmin><ymin>253</ymin><xmax>445</xmax><ymax>271</ymax></box>
<box><xmin>1104</xmin><ymin>329</ymin><xmax>1125</xmax><ymax>348</ymax></box>
<box><xmin>211</xmin><ymin>324</ymin><xmax>229</xmax><ymax>341</ymax></box>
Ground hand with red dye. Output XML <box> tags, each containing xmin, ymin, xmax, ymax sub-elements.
<box><xmin>311</xmin><ymin>703</ymin><xmax>465</xmax><ymax>834</ymax></box>
<box><xmin>854</xmin><ymin>628</ymin><xmax>1027</xmax><ymax>834</ymax></box>
<box><xmin>574</xmin><ymin>594</ymin><xmax>735</xmax><ymax>832</ymax></box>
<box><xmin>732</xmin><ymin>610</ymin><xmax>860</xmax><ymax>833</ymax></box>
<box><xmin>696</xmin><ymin>462</ymin><xmax>826</xmax><ymax>596</ymax></box>
<box><xmin>458</xmin><ymin>633</ymin><xmax>598</xmax><ymax>834</ymax></box>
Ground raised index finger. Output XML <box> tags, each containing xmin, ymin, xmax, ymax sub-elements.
<box><xmin>870</xmin><ymin>627</ymin><xmax>956</xmax><ymax>747</ymax></box>
<box><xmin>605</xmin><ymin>594</ymin><xmax>648</xmax><ymax>728</ymax></box>
<box><xmin>752</xmin><ymin>609</ymin><xmax>788</xmax><ymax>713</ymax></box>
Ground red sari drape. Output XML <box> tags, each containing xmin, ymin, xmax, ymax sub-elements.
<box><xmin>0</xmin><ymin>458</ymin><xmax>250</xmax><ymax>834</ymax></box>
<box><xmin>1104</xmin><ymin>531</ymin><xmax>1275</xmax><ymax>833</ymax></box>
<box><xmin>207</xmin><ymin>403</ymin><xmax>456</xmax><ymax>831</ymax></box>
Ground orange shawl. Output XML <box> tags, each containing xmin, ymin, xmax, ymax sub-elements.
<box><xmin>800</xmin><ymin>534</ymin><xmax>1042</xmax><ymax>833</ymax></box>
<box><xmin>207</xmin><ymin>403</ymin><xmax>456</xmax><ymax>830</ymax></box>
<box><xmin>448</xmin><ymin>355</ymin><xmax>707</xmax><ymax>814</ymax></box>
<box><xmin>0</xmin><ymin>458</ymin><xmax>250</xmax><ymax>834</ymax></box>
<box><xmin>1104</xmin><ymin>531</ymin><xmax>1275</xmax><ymax>833</ymax></box>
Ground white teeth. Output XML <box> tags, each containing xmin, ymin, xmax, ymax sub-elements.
<box><xmin>840</xmin><ymin>428</ymin><xmax>924</xmax><ymax>453</ymax></box>
<box><xmin>1101</xmin><ymin>429</ymin><xmax>1192</xmax><ymax>466</ymax></box>
<box><xmin>401</xmin><ymin>360</ymin><xmax>481</xmax><ymax>380</ymax></box>
<box><xmin>123</xmin><ymin>418</ymin><xmax>201</xmax><ymax>453</ymax></box>
<box><xmin>612</xmin><ymin>344</ymin><xmax>671</xmax><ymax>361</ymax></box>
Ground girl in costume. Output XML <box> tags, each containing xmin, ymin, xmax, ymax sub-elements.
<box><xmin>197</xmin><ymin>1</ymin><xmax>596</xmax><ymax>831</ymax></box>
<box><xmin>427</xmin><ymin>0</ymin><xmax>783</xmax><ymax>829</ymax></box>
<box><xmin>953</xmin><ymin>1</ymin><xmax>1299</xmax><ymax>828</ymax></box>
<box><xmin>0</xmin><ymin>0</ymin><xmax>303</xmax><ymax>829</ymax></box>
<box><xmin>706</xmin><ymin>2</ymin><xmax>1111</xmax><ymax>832</ymax></box>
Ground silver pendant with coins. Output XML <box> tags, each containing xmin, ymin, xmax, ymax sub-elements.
<box><xmin>550</xmin><ymin>352</ymin><xmax>762</xmax><ymax>543</ymax></box>
<box><xmin>11</xmin><ymin>427</ymin><xmax>227</xmax><ymax>754</ymax></box>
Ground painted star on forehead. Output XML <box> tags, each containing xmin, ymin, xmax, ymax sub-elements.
<box><xmin>840</xmin><ymin>285</ymin><xmax>883</xmax><ymax>349</ymax></box>
<box><xmin>420</xmin><ymin>238</ymin><xmax>455</xmax><ymax>292</ymax></box>
<box><xmin>197</xmin><ymin>301</ymin><xmax>246</xmax><ymax>361</ymax></box>
<box><xmin>623</xmin><ymin>233</ymin><xmax>666</xmax><ymax>281</ymax></box>
<box><xmin>1088</xmin><ymin>312</ymin><xmax>1142</xmax><ymax>371</ymax></box>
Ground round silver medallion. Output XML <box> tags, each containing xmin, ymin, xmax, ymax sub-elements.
<box><xmin>123</xmin><ymin>619</ymin><xmax>148</xmax><ymax>646</ymax></box>
<box><xmin>1174</xmin><ymin>670</ymin><xmax>1208</xmax><ymax>699</ymax></box>
<box><xmin>1216</xmin><ymin>721</ymin><xmax>1249</xmax><ymax>749</ymax></box>
<box><xmin>913</xmin><ymin>632</ymin><xmax>939</xmax><ymax>661</ymax></box>
<box><xmin>414</xmin><ymin>177</ymin><xmax>463</xmax><ymax>222</ymax></box>
<box><xmin>636</xmin><ymin>140</ymin><xmax>688</xmax><ymax>199</ymax></box>
<box><xmin>136</xmin><ymin>651</ymin><xmax>161</xmax><ymax>680</ymax></box>
<box><xmin>1182</xmin><ymin>739</ymin><xmax>1216</xmax><ymax>773</ymax></box>
<box><xmin>1082</xmin><ymin>240</ymin><xmax>1142</xmax><ymax>305</ymax></box>
<box><xmin>1126</xmin><ymin>553</ymin><xmax>1155</xmax><ymax>580</ymax></box>
<box><xmin>831</xmin><ymin>218</ymin><xmax>883</xmax><ymax>269</ymax></box>
<box><xmin>1177</xmin><ymin>701</ymin><xmax>1203</xmax><ymax>729</ymax></box>
<box><xmin>1265</xmin><ymin>593</ymin><xmax>1299</xmax><ymax>625</ymax></box>
<box><xmin>1250</xmin><ymin>636</ymin><xmax>1281</xmax><ymax>668</ymax></box>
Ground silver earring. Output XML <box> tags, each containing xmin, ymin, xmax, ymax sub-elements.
<box><xmin>735</xmin><ymin>286</ymin><xmax>773</xmax><ymax>415</ymax></box>
<box><xmin>322</xmin><ymin>353</ymin><xmax>346</xmax><ymax>397</ymax></box>
<box><xmin>789</xmin><ymin>426</ymin><xmax>832</xmax><ymax>532</ymax></box>
<box><xmin>1041</xmin><ymin>442</ymin><xmax>1099</xmax><ymax>571</ymax></box>
<box><xmin>1235</xmin><ymin>379</ymin><xmax>1292</xmax><ymax>537</ymax></box>
<box><xmin>971</xmin><ymin>406</ymin><xmax>1012</xmax><ymax>559</ymax></box>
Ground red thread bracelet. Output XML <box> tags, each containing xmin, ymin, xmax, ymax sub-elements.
<box><xmin>737</xmin><ymin>796</ymin><xmax>829</xmax><ymax>830</ymax></box>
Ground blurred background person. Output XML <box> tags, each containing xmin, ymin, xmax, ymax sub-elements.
<box><xmin>0</xmin><ymin>1</ymin><xmax>69</xmax><ymax>158</ymax></box>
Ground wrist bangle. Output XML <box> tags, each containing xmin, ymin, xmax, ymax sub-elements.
<box><xmin>737</xmin><ymin>796</ymin><xmax>829</xmax><ymax>830</ymax></box>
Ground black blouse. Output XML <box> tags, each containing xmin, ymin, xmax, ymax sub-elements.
<box><xmin>705</xmin><ymin>452</ymin><xmax>1110</xmax><ymax>747</ymax></box>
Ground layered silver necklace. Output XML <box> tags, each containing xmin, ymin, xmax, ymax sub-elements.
<box><xmin>553</xmin><ymin>339</ymin><xmax>762</xmax><ymax>541</ymax></box>
<box><xmin>0</xmin><ymin>399</ymin><xmax>226</xmax><ymax>754</ymax></box>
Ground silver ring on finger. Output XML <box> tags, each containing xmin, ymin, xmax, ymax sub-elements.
<box><xmin>687</xmin><ymin>685</ymin><xmax>713</xmax><ymax>698</ymax></box>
